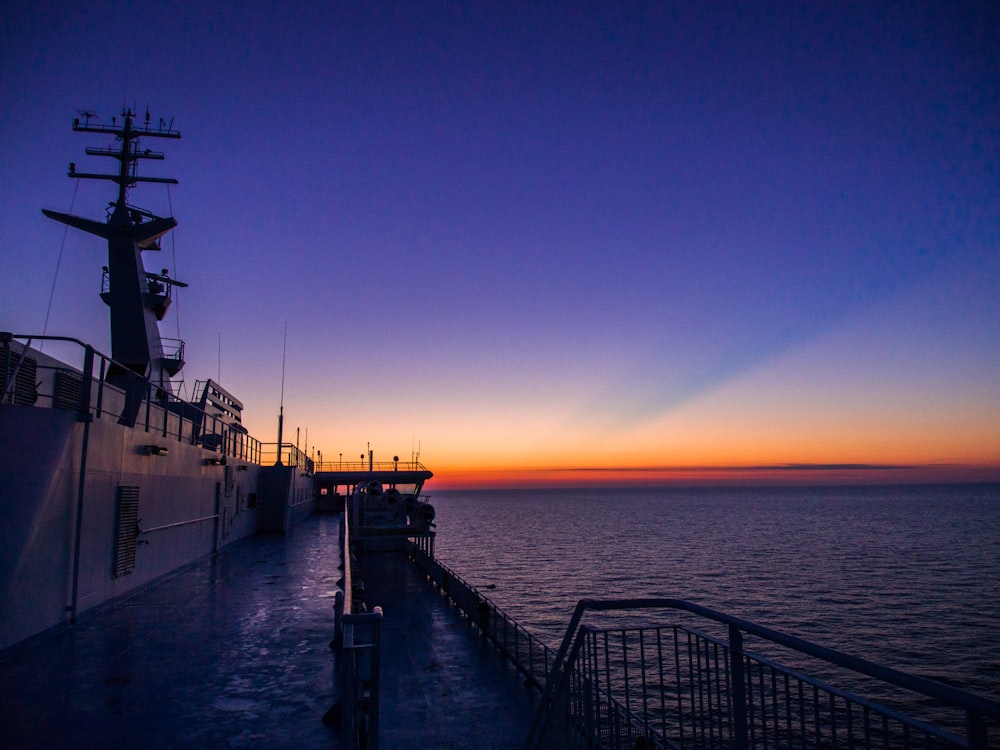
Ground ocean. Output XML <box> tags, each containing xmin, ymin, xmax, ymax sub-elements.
<box><xmin>429</xmin><ymin>483</ymin><xmax>1000</xmax><ymax>704</ymax></box>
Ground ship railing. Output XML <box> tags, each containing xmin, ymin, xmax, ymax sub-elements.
<box><xmin>525</xmin><ymin>598</ymin><xmax>1000</xmax><ymax>750</ymax></box>
<box><xmin>259</xmin><ymin>442</ymin><xmax>315</xmax><ymax>472</ymax></box>
<box><xmin>1</xmin><ymin>333</ymin><xmax>262</xmax><ymax>464</ymax></box>
<box><xmin>313</xmin><ymin>460</ymin><xmax>431</xmax><ymax>474</ymax></box>
<box><xmin>158</xmin><ymin>336</ymin><xmax>184</xmax><ymax>360</ymax></box>
<box><xmin>408</xmin><ymin>542</ymin><xmax>556</xmax><ymax>691</ymax></box>
<box><xmin>332</xmin><ymin>496</ymin><xmax>383</xmax><ymax>750</ymax></box>
<box><xmin>338</xmin><ymin>606</ymin><xmax>382</xmax><ymax>750</ymax></box>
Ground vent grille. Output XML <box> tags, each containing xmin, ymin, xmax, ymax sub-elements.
<box><xmin>1</xmin><ymin>344</ymin><xmax>38</xmax><ymax>405</ymax></box>
<box><xmin>54</xmin><ymin>370</ymin><xmax>83</xmax><ymax>411</ymax></box>
<box><xmin>113</xmin><ymin>486</ymin><xmax>140</xmax><ymax>578</ymax></box>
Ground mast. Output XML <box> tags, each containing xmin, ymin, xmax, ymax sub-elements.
<box><xmin>43</xmin><ymin>107</ymin><xmax>188</xmax><ymax>419</ymax></box>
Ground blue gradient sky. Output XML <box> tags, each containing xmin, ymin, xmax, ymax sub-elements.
<box><xmin>2</xmin><ymin>2</ymin><xmax>998</xmax><ymax>486</ymax></box>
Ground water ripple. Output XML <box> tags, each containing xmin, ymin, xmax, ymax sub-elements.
<box><xmin>431</xmin><ymin>484</ymin><xmax>1000</xmax><ymax>702</ymax></box>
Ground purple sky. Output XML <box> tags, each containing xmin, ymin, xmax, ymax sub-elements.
<box><xmin>2</xmin><ymin>2</ymin><xmax>998</xmax><ymax>481</ymax></box>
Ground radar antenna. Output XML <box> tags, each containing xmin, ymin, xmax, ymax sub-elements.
<box><xmin>42</xmin><ymin>108</ymin><xmax>187</xmax><ymax>411</ymax></box>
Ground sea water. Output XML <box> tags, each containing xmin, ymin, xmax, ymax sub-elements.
<box><xmin>430</xmin><ymin>484</ymin><xmax>1000</xmax><ymax>703</ymax></box>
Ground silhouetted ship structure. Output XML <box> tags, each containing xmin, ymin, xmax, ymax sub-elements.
<box><xmin>1</xmin><ymin>111</ymin><xmax>998</xmax><ymax>749</ymax></box>
<box><xmin>0</xmin><ymin>106</ymin><xmax>431</xmax><ymax>642</ymax></box>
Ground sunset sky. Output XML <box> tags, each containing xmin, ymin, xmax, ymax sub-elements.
<box><xmin>2</xmin><ymin>2</ymin><xmax>998</xmax><ymax>488</ymax></box>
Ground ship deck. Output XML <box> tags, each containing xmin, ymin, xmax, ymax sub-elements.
<box><xmin>0</xmin><ymin>514</ymin><xmax>537</xmax><ymax>749</ymax></box>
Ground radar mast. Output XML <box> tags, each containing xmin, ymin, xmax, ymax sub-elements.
<box><xmin>44</xmin><ymin>107</ymin><xmax>187</xmax><ymax>422</ymax></box>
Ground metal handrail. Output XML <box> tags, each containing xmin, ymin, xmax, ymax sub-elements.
<box><xmin>333</xmin><ymin>502</ymin><xmax>384</xmax><ymax>749</ymax></box>
<box><xmin>340</xmin><ymin>607</ymin><xmax>383</xmax><ymax>750</ymax></box>
<box><xmin>138</xmin><ymin>514</ymin><xmax>220</xmax><ymax>534</ymax></box>
<box><xmin>259</xmin><ymin>442</ymin><xmax>315</xmax><ymax>472</ymax></box>
<box><xmin>314</xmin><ymin>460</ymin><xmax>430</xmax><ymax>473</ymax></box>
<box><xmin>408</xmin><ymin>543</ymin><xmax>555</xmax><ymax>690</ymax></box>
<box><xmin>526</xmin><ymin>598</ymin><xmax>1000</xmax><ymax>750</ymax></box>
<box><xmin>2</xmin><ymin>333</ymin><xmax>263</xmax><ymax>464</ymax></box>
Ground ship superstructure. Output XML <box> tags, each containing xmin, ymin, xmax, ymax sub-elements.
<box><xmin>43</xmin><ymin>108</ymin><xmax>187</xmax><ymax>412</ymax></box>
<box><xmin>0</xmin><ymin>109</ymin><xmax>322</xmax><ymax>652</ymax></box>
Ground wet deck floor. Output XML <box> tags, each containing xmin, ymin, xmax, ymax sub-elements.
<box><xmin>0</xmin><ymin>514</ymin><xmax>538</xmax><ymax>749</ymax></box>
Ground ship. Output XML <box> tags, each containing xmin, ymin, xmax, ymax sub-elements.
<box><xmin>3</xmin><ymin>110</ymin><xmax>999</xmax><ymax>750</ymax></box>
<box><xmin>0</xmin><ymin>107</ymin><xmax>428</xmax><ymax>653</ymax></box>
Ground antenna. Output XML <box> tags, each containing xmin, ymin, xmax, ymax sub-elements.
<box><xmin>275</xmin><ymin>322</ymin><xmax>288</xmax><ymax>465</ymax></box>
<box><xmin>280</xmin><ymin>322</ymin><xmax>288</xmax><ymax>408</ymax></box>
<box><xmin>45</xmin><ymin>107</ymin><xmax>182</xmax><ymax>398</ymax></box>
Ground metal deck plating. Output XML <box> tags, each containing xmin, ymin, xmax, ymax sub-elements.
<box><xmin>0</xmin><ymin>514</ymin><xmax>537</xmax><ymax>749</ymax></box>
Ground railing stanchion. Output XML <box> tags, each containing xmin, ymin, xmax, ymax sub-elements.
<box><xmin>68</xmin><ymin>345</ymin><xmax>95</xmax><ymax>626</ymax></box>
<box><xmin>968</xmin><ymin>710</ymin><xmax>987</xmax><ymax>750</ymax></box>
<box><xmin>96</xmin><ymin>356</ymin><xmax>105</xmax><ymax>417</ymax></box>
<box><xmin>729</xmin><ymin>624</ymin><xmax>749</xmax><ymax>750</ymax></box>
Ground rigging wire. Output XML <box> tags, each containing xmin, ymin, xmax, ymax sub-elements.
<box><xmin>40</xmin><ymin>179</ymin><xmax>81</xmax><ymax>352</ymax></box>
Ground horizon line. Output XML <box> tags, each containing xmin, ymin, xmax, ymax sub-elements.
<box><xmin>428</xmin><ymin>462</ymin><xmax>1000</xmax><ymax>490</ymax></box>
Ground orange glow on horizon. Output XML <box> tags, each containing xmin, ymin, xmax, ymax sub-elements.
<box><xmin>428</xmin><ymin>462</ymin><xmax>1000</xmax><ymax>490</ymax></box>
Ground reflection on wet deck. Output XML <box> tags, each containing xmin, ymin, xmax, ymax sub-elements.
<box><xmin>0</xmin><ymin>514</ymin><xmax>536</xmax><ymax>748</ymax></box>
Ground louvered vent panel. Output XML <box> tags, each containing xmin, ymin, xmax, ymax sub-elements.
<box><xmin>113</xmin><ymin>486</ymin><xmax>140</xmax><ymax>578</ymax></box>
<box><xmin>54</xmin><ymin>370</ymin><xmax>83</xmax><ymax>411</ymax></box>
<box><xmin>1</xmin><ymin>344</ymin><xmax>38</xmax><ymax>405</ymax></box>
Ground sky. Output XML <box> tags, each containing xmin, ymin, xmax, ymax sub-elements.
<box><xmin>2</xmin><ymin>1</ymin><xmax>998</xmax><ymax>488</ymax></box>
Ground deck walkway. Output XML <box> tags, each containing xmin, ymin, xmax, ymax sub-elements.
<box><xmin>0</xmin><ymin>514</ymin><xmax>537</xmax><ymax>749</ymax></box>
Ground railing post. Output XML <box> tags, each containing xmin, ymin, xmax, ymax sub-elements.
<box><xmin>339</xmin><ymin>609</ymin><xmax>383</xmax><ymax>750</ymax></box>
<box><xmin>69</xmin><ymin>345</ymin><xmax>95</xmax><ymax>625</ymax></box>
<box><xmin>1</xmin><ymin>332</ymin><xmax>10</xmax><ymax>403</ymax></box>
<box><xmin>368</xmin><ymin>608</ymin><xmax>383</xmax><ymax>750</ymax></box>
<box><xmin>333</xmin><ymin>590</ymin><xmax>345</xmax><ymax>648</ymax></box>
<box><xmin>340</xmin><ymin>620</ymin><xmax>358</xmax><ymax>747</ymax></box>
<box><xmin>525</xmin><ymin>620</ymin><xmax>590</xmax><ymax>750</ymax></box>
<box><xmin>967</xmin><ymin>710</ymin><xmax>987</xmax><ymax>750</ymax></box>
<box><xmin>95</xmin><ymin>356</ymin><xmax>105</xmax><ymax>417</ymax></box>
<box><xmin>579</xmin><ymin>627</ymin><xmax>599</xmax><ymax>750</ymax></box>
<box><xmin>78</xmin><ymin>346</ymin><xmax>94</xmax><ymax>419</ymax></box>
<box><xmin>728</xmin><ymin>624</ymin><xmax>749</xmax><ymax>750</ymax></box>
<box><xmin>478</xmin><ymin>599</ymin><xmax>491</xmax><ymax>636</ymax></box>
<box><xmin>161</xmin><ymin>392</ymin><xmax>168</xmax><ymax>437</ymax></box>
